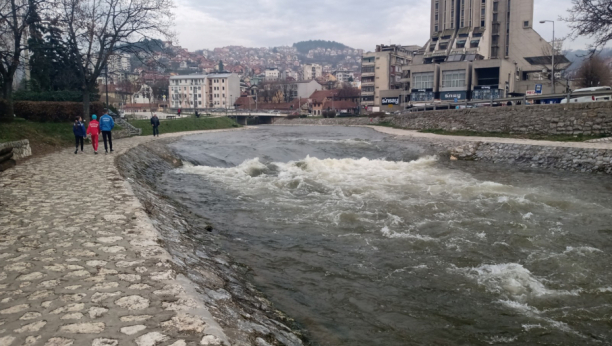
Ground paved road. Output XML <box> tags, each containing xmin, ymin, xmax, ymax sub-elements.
<box><xmin>0</xmin><ymin>130</ymin><xmax>244</xmax><ymax>346</ymax></box>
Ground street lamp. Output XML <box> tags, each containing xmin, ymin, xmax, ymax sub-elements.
<box><xmin>540</xmin><ymin>20</ymin><xmax>556</xmax><ymax>94</ymax></box>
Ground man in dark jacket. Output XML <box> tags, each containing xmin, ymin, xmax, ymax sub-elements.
<box><xmin>151</xmin><ymin>114</ymin><xmax>161</xmax><ymax>137</ymax></box>
<box><xmin>99</xmin><ymin>110</ymin><xmax>115</xmax><ymax>153</ymax></box>
<box><xmin>73</xmin><ymin>117</ymin><xmax>87</xmax><ymax>154</ymax></box>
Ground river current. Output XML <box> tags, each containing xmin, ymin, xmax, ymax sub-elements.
<box><xmin>160</xmin><ymin>126</ymin><xmax>612</xmax><ymax>345</ymax></box>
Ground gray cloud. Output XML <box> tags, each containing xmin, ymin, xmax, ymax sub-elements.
<box><xmin>172</xmin><ymin>0</ymin><xmax>594</xmax><ymax>51</ymax></box>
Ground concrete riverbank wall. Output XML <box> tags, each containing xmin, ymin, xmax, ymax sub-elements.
<box><xmin>274</xmin><ymin>101</ymin><xmax>612</xmax><ymax>136</ymax></box>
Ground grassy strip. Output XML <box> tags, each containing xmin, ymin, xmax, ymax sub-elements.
<box><xmin>128</xmin><ymin>116</ymin><xmax>240</xmax><ymax>136</ymax></box>
<box><xmin>419</xmin><ymin>129</ymin><xmax>609</xmax><ymax>142</ymax></box>
<box><xmin>0</xmin><ymin>118</ymin><xmax>120</xmax><ymax>145</ymax></box>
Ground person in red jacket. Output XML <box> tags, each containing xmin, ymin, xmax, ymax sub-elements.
<box><xmin>86</xmin><ymin>114</ymin><xmax>101</xmax><ymax>154</ymax></box>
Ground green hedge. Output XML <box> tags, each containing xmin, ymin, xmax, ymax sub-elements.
<box><xmin>13</xmin><ymin>90</ymin><xmax>99</xmax><ymax>102</ymax></box>
<box><xmin>0</xmin><ymin>99</ymin><xmax>104</xmax><ymax>122</ymax></box>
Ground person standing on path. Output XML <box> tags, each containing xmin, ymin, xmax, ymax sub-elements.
<box><xmin>151</xmin><ymin>114</ymin><xmax>160</xmax><ymax>137</ymax></box>
<box><xmin>73</xmin><ymin>116</ymin><xmax>87</xmax><ymax>154</ymax></box>
<box><xmin>100</xmin><ymin>110</ymin><xmax>115</xmax><ymax>154</ymax></box>
<box><xmin>177</xmin><ymin>108</ymin><xmax>181</xmax><ymax>117</ymax></box>
<box><xmin>86</xmin><ymin>115</ymin><xmax>101</xmax><ymax>154</ymax></box>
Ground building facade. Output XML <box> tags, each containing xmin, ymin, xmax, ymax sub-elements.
<box><xmin>265</xmin><ymin>68</ymin><xmax>280</xmax><ymax>81</ymax></box>
<box><xmin>360</xmin><ymin>45</ymin><xmax>416</xmax><ymax>109</ymax></box>
<box><xmin>169</xmin><ymin>73</ymin><xmax>240</xmax><ymax>110</ymax></box>
<box><xmin>403</xmin><ymin>0</ymin><xmax>571</xmax><ymax>105</ymax></box>
<box><xmin>303</xmin><ymin>64</ymin><xmax>323</xmax><ymax>80</ymax></box>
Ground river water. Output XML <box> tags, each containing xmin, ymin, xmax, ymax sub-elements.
<box><xmin>160</xmin><ymin>126</ymin><xmax>612</xmax><ymax>345</ymax></box>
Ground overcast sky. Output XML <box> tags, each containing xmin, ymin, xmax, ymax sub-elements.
<box><xmin>172</xmin><ymin>0</ymin><xmax>594</xmax><ymax>52</ymax></box>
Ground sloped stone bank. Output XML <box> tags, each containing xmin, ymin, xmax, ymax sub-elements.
<box><xmin>116</xmin><ymin>139</ymin><xmax>307</xmax><ymax>346</ymax></box>
<box><xmin>368</xmin><ymin>127</ymin><xmax>612</xmax><ymax>175</ymax></box>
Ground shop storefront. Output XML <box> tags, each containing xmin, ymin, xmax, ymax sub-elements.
<box><xmin>440</xmin><ymin>91</ymin><xmax>468</xmax><ymax>101</ymax></box>
<box><xmin>411</xmin><ymin>89</ymin><xmax>435</xmax><ymax>102</ymax></box>
<box><xmin>472</xmin><ymin>85</ymin><xmax>505</xmax><ymax>100</ymax></box>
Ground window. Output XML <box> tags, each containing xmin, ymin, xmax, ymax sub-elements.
<box><xmin>523</xmin><ymin>21</ymin><xmax>529</xmax><ymax>27</ymax></box>
<box><xmin>439</xmin><ymin>42</ymin><xmax>448</xmax><ymax>50</ymax></box>
<box><xmin>414</xmin><ymin>72</ymin><xmax>434</xmax><ymax>89</ymax></box>
<box><xmin>442</xmin><ymin>70</ymin><xmax>466</xmax><ymax>88</ymax></box>
<box><xmin>470</xmin><ymin>39</ymin><xmax>481</xmax><ymax>48</ymax></box>
<box><xmin>456</xmin><ymin>40</ymin><xmax>466</xmax><ymax>48</ymax></box>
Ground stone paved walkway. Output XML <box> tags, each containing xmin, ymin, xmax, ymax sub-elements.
<box><xmin>0</xmin><ymin>130</ymin><xmax>245</xmax><ymax>346</ymax></box>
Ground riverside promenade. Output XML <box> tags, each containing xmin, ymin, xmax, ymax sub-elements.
<box><xmin>0</xmin><ymin>131</ymin><xmax>243</xmax><ymax>346</ymax></box>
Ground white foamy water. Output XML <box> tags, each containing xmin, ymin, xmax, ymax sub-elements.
<box><xmin>165</xmin><ymin>126</ymin><xmax>612</xmax><ymax>346</ymax></box>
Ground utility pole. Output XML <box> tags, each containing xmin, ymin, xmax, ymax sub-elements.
<box><xmin>540</xmin><ymin>20</ymin><xmax>556</xmax><ymax>94</ymax></box>
<box><xmin>105</xmin><ymin>64</ymin><xmax>109</xmax><ymax>108</ymax></box>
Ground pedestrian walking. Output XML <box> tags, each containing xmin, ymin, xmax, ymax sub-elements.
<box><xmin>99</xmin><ymin>110</ymin><xmax>115</xmax><ymax>154</ymax></box>
<box><xmin>151</xmin><ymin>114</ymin><xmax>160</xmax><ymax>137</ymax></box>
<box><xmin>195</xmin><ymin>110</ymin><xmax>200</xmax><ymax>118</ymax></box>
<box><xmin>86</xmin><ymin>115</ymin><xmax>101</xmax><ymax>154</ymax></box>
<box><xmin>73</xmin><ymin>116</ymin><xmax>87</xmax><ymax>154</ymax></box>
<box><xmin>177</xmin><ymin>108</ymin><xmax>182</xmax><ymax>117</ymax></box>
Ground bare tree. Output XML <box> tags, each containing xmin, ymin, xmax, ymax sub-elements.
<box><xmin>539</xmin><ymin>40</ymin><xmax>572</xmax><ymax>92</ymax></box>
<box><xmin>0</xmin><ymin>0</ymin><xmax>45</xmax><ymax>121</ymax></box>
<box><xmin>575</xmin><ymin>55</ymin><xmax>612</xmax><ymax>88</ymax></box>
<box><xmin>54</xmin><ymin>0</ymin><xmax>174</xmax><ymax>118</ymax></box>
<box><xmin>564</xmin><ymin>0</ymin><xmax>612</xmax><ymax>52</ymax></box>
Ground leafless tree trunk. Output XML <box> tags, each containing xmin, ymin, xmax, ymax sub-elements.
<box><xmin>564</xmin><ymin>0</ymin><xmax>612</xmax><ymax>52</ymax></box>
<box><xmin>53</xmin><ymin>0</ymin><xmax>174</xmax><ymax>119</ymax></box>
<box><xmin>0</xmin><ymin>0</ymin><xmax>45</xmax><ymax>122</ymax></box>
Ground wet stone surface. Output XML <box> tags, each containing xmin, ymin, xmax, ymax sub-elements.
<box><xmin>0</xmin><ymin>133</ymin><xmax>235</xmax><ymax>346</ymax></box>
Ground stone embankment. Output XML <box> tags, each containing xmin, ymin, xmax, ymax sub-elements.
<box><xmin>0</xmin><ymin>130</ymin><xmax>304</xmax><ymax>346</ymax></box>
<box><xmin>275</xmin><ymin>101</ymin><xmax>612</xmax><ymax>136</ymax></box>
<box><xmin>368</xmin><ymin>127</ymin><xmax>612</xmax><ymax>174</ymax></box>
<box><xmin>0</xmin><ymin>140</ymin><xmax>32</xmax><ymax>160</ymax></box>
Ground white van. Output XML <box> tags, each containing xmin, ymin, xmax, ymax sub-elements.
<box><xmin>561</xmin><ymin>86</ymin><xmax>612</xmax><ymax>104</ymax></box>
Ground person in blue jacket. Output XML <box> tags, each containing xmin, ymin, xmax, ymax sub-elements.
<box><xmin>73</xmin><ymin>116</ymin><xmax>87</xmax><ymax>154</ymax></box>
<box><xmin>99</xmin><ymin>110</ymin><xmax>115</xmax><ymax>153</ymax></box>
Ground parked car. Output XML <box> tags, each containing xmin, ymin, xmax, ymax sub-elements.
<box><xmin>561</xmin><ymin>86</ymin><xmax>612</xmax><ymax>104</ymax></box>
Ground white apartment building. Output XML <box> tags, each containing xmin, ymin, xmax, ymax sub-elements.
<box><xmin>169</xmin><ymin>75</ymin><xmax>206</xmax><ymax>110</ymax></box>
<box><xmin>108</xmin><ymin>54</ymin><xmax>131</xmax><ymax>73</ymax></box>
<box><xmin>333</xmin><ymin>70</ymin><xmax>355</xmax><ymax>83</ymax></box>
<box><xmin>169</xmin><ymin>73</ymin><xmax>240</xmax><ymax>110</ymax></box>
<box><xmin>206</xmin><ymin>73</ymin><xmax>241</xmax><ymax>108</ymax></box>
<box><xmin>265</xmin><ymin>68</ymin><xmax>280</xmax><ymax>81</ymax></box>
<box><xmin>303</xmin><ymin>64</ymin><xmax>322</xmax><ymax>80</ymax></box>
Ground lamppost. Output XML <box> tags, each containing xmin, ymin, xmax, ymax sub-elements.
<box><xmin>540</xmin><ymin>20</ymin><xmax>556</xmax><ymax>94</ymax></box>
<box><xmin>105</xmin><ymin>64</ymin><xmax>109</xmax><ymax>108</ymax></box>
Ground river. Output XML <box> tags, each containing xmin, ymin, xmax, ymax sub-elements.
<box><xmin>158</xmin><ymin>126</ymin><xmax>612</xmax><ymax>345</ymax></box>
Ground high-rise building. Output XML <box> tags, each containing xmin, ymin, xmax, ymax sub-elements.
<box><xmin>404</xmin><ymin>0</ymin><xmax>571</xmax><ymax>104</ymax></box>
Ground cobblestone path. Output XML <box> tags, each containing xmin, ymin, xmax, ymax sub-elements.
<box><xmin>0</xmin><ymin>132</ymin><xmax>237</xmax><ymax>346</ymax></box>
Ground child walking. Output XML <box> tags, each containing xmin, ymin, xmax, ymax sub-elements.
<box><xmin>73</xmin><ymin>116</ymin><xmax>87</xmax><ymax>154</ymax></box>
<box><xmin>87</xmin><ymin>114</ymin><xmax>101</xmax><ymax>154</ymax></box>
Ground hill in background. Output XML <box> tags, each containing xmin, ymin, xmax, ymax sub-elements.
<box><xmin>293</xmin><ymin>40</ymin><xmax>350</xmax><ymax>54</ymax></box>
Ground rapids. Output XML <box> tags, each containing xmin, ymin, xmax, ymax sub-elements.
<box><xmin>159</xmin><ymin>126</ymin><xmax>612</xmax><ymax>345</ymax></box>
